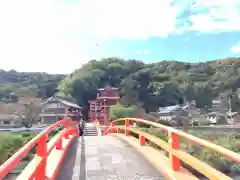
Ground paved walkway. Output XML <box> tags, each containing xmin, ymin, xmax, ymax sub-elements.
<box><xmin>57</xmin><ymin>136</ymin><xmax>164</xmax><ymax>180</ymax></box>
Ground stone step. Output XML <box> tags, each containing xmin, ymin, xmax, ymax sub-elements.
<box><xmin>84</xmin><ymin>130</ymin><xmax>98</xmax><ymax>133</ymax></box>
<box><xmin>83</xmin><ymin>123</ymin><xmax>99</xmax><ymax>136</ymax></box>
<box><xmin>84</xmin><ymin>134</ymin><xmax>98</xmax><ymax>136</ymax></box>
<box><xmin>84</xmin><ymin>128</ymin><xmax>98</xmax><ymax>136</ymax></box>
<box><xmin>84</xmin><ymin>130</ymin><xmax>97</xmax><ymax>132</ymax></box>
<box><xmin>84</xmin><ymin>129</ymin><xmax>97</xmax><ymax>132</ymax></box>
<box><xmin>84</xmin><ymin>131</ymin><xmax>97</xmax><ymax>133</ymax></box>
<box><xmin>84</xmin><ymin>128</ymin><xmax>97</xmax><ymax>130</ymax></box>
<box><xmin>84</xmin><ymin>133</ymin><xmax>98</xmax><ymax>136</ymax></box>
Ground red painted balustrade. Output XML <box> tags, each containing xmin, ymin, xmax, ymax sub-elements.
<box><xmin>104</xmin><ymin>118</ymin><xmax>240</xmax><ymax>180</ymax></box>
<box><xmin>0</xmin><ymin>118</ymin><xmax>78</xmax><ymax>180</ymax></box>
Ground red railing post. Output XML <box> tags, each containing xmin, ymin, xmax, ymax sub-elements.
<box><xmin>168</xmin><ymin>130</ymin><xmax>180</xmax><ymax>171</ymax></box>
<box><xmin>139</xmin><ymin>135</ymin><xmax>146</xmax><ymax>146</ymax></box>
<box><xmin>104</xmin><ymin>127</ymin><xmax>107</xmax><ymax>135</ymax></box>
<box><xmin>117</xmin><ymin>127</ymin><xmax>121</xmax><ymax>134</ymax></box>
<box><xmin>125</xmin><ymin>119</ymin><xmax>130</xmax><ymax>136</ymax></box>
<box><xmin>111</xmin><ymin>122</ymin><xmax>115</xmax><ymax>133</ymax></box>
<box><xmin>72</xmin><ymin>121</ymin><xmax>78</xmax><ymax>136</ymax></box>
<box><xmin>35</xmin><ymin>133</ymin><xmax>48</xmax><ymax>180</ymax></box>
<box><xmin>64</xmin><ymin>120</ymin><xmax>70</xmax><ymax>139</ymax></box>
<box><xmin>56</xmin><ymin>138</ymin><xmax>62</xmax><ymax>150</ymax></box>
<box><xmin>64</xmin><ymin>119</ymin><xmax>70</xmax><ymax>127</ymax></box>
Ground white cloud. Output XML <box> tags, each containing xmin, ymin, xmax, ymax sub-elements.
<box><xmin>0</xmin><ymin>0</ymin><xmax>177</xmax><ymax>73</ymax></box>
<box><xmin>1</xmin><ymin>0</ymin><xmax>239</xmax><ymax>74</ymax></box>
<box><xmin>0</xmin><ymin>0</ymin><xmax>91</xmax><ymax>73</ymax></box>
<box><xmin>136</xmin><ymin>49</ymin><xmax>150</xmax><ymax>54</ymax></box>
<box><xmin>194</xmin><ymin>0</ymin><xmax>238</xmax><ymax>7</ymax></box>
<box><xmin>188</xmin><ymin>0</ymin><xmax>240</xmax><ymax>32</ymax></box>
<box><xmin>231</xmin><ymin>42</ymin><xmax>240</xmax><ymax>53</ymax></box>
<box><xmin>231</xmin><ymin>46</ymin><xmax>240</xmax><ymax>53</ymax></box>
<box><xmin>78</xmin><ymin>0</ymin><xmax>177</xmax><ymax>39</ymax></box>
<box><xmin>143</xmin><ymin>50</ymin><xmax>150</xmax><ymax>54</ymax></box>
<box><xmin>136</xmin><ymin>50</ymin><xmax>142</xmax><ymax>54</ymax></box>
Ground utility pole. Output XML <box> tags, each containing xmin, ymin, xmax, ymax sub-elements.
<box><xmin>228</xmin><ymin>96</ymin><xmax>235</xmax><ymax>125</ymax></box>
<box><xmin>229</xmin><ymin>96</ymin><xmax>232</xmax><ymax>114</ymax></box>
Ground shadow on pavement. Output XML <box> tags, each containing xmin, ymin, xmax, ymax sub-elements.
<box><xmin>56</xmin><ymin>137</ymin><xmax>79</xmax><ymax>180</ymax></box>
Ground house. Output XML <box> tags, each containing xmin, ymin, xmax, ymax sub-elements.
<box><xmin>88</xmin><ymin>87</ymin><xmax>120</xmax><ymax>125</ymax></box>
<box><xmin>205</xmin><ymin>112</ymin><xmax>219</xmax><ymax>125</ymax></box>
<box><xmin>158</xmin><ymin>103</ymin><xmax>202</xmax><ymax>126</ymax></box>
<box><xmin>226</xmin><ymin>111</ymin><xmax>240</xmax><ymax>125</ymax></box>
<box><xmin>204</xmin><ymin>111</ymin><xmax>240</xmax><ymax>125</ymax></box>
<box><xmin>39</xmin><ymin>97</ymin><xmax>82</xmax><ymax>124</ymax></box>
<box><xmin>158</xmin><ymin>105</ymin><xmax>189</xmax><ymax>123</ymax></box>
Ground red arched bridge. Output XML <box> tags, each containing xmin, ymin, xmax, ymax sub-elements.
<box><xmin>0</xmin><ymin>118</ymin><xmax>239</xmax><ymax>180</ymax></box>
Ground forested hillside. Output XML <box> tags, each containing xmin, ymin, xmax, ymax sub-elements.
<box><xmin>59</xmin><ymin>57</ymin><xmax>240</xmax><ymax>113</ymax></box>
<box><xmin>0</xmin><ymin>70</ymin><xmax>66</xmax><ymax>101</ymax></box>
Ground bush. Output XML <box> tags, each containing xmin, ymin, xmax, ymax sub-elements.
<box><xmin>0</xmin><ymin>128</ymin><xmax>62</xmax><ymax>165</ymax></box>
<box><xmin>109</xmin><ymin>103</ymin><xmax>138</xmax><ymax>122</ymax></box>
<box><xmin>0</xmin><ymin>132</ymin><xmax>37</xmax><ymax>164</ymax></box>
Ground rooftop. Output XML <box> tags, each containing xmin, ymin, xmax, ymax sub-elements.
<box><xmin>158</xmin><ymin>103</ymin><xmax>196</xmax><ymax>114</ymax></box>
<box><xmin>98</xmin><ymin>86</ymin><xmax>118</xmax><ymax>91</ymax></box>
<box><xmin>44</xmin><ymin>97</ymin><xmax>81</xmax><ymax>109</ymax></box>
<box><xmin>158</xmin><ymin>105</ymin><xmax>184</xmax><ymax>114</ymax></box>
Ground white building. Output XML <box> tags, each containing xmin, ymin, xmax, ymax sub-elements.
<box><xmin>158</xmin><ymin>105</ymin><xmax>189</xmax><ymax>124</ymax></box>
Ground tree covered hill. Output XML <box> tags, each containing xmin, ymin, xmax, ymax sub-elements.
<box><xmin>59</xmin><ymin>57</ymin><xmax>240</xmax><ymax>114</ymax></box>
<box><xmin>0</xmin><ymin>70</ymin><xmax>66</xmax><ymax>100</ymax></box>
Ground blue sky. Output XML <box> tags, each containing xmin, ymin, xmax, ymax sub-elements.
<box><xmin>0</xmin><ymin>0</ymin><xmax>240</xmax><ymax>74</ymax></box>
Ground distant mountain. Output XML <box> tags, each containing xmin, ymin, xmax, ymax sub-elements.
<box><xmin>0</xmin><ymin>70</ymin><xmax>66</xmax><ymax>100</ymax></box>
<box><xmin>59</xmin><ymin>57</ymin><xmax>240</xmax><ymax>113</ymax></box>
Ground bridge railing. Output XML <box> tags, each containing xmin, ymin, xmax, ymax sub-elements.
<box><xmin>0</xmin><ymin>118</ymin><xmax>78</xmax><ymax>180</ymax></box>
<box><xmin>104</xmin><ymin>118</ymin><xmax>240</xmax><ymax>180</ymax></box>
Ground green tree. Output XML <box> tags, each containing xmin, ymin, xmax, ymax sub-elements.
<box><xmin>120</xmin><ymin>77</ymin><xmax>139</xmax><ymax>106</ymax></box>
<box><xmin>230</xmin><ymin>92</ymin><xmax>240</xmax><ymax>112</ymax></box>
<box><xmin>15</xmin><ymin>99</ymin><xmax>43</xmax><ymax>128</ymax></box>
<box><xmin>58</xmin><ymin>57</ymin><xmax>240</xmax><ymax>117</ymax></box>
<box><xmin>181</xmin><ymin>83</ymin><xmax>195</xmax><ymax>102</ymax></box>
<box><xmin>195</xmin><ymin>86</ymin><xmax>213</xmax><ymax>108</ymax></box>
<box><xmin>109</xmin><ymin>103</ymin><xmax>138</xmax><ymax>121</ymax></box>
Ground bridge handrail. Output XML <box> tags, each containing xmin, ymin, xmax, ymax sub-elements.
<box><xmin>0</xmin><ymin>118</ymin><xmax>78</xmax><ymax>180</ymax></box>
<box><xmin>111</xmin><ymin>118</ymin><xmax>240</xmax><ymax>163</ymax></box>
<box><xmin>105</xmin><ymin>118</ymin><xmax>240</xmax><ymax>179</ymax></box>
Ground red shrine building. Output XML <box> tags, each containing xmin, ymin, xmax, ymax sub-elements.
<box><xmin>88</xmin><ymin>87</ymin><xmax>120</xmax><ymax>125</ymax></box>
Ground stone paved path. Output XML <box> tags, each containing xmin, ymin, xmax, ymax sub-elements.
<box><xmin>57</xmin><ymin>136</ymin><xmax>164</xmax><ymax>180</ymax></box>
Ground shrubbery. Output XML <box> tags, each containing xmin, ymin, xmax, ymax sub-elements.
<box><xmin>109</xmin><ymin>103</ymin><xmax>138</xmax><ymax>124</ymax></box>
<box><xmin>0</xmin><ymin>132</ymin><xmax>37</xmax><ymax>164</ymax></box>
<box><xmin>0</xmin><ymin>127</ymin><xmax>63</xmax><ymax>165</ymax></box>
